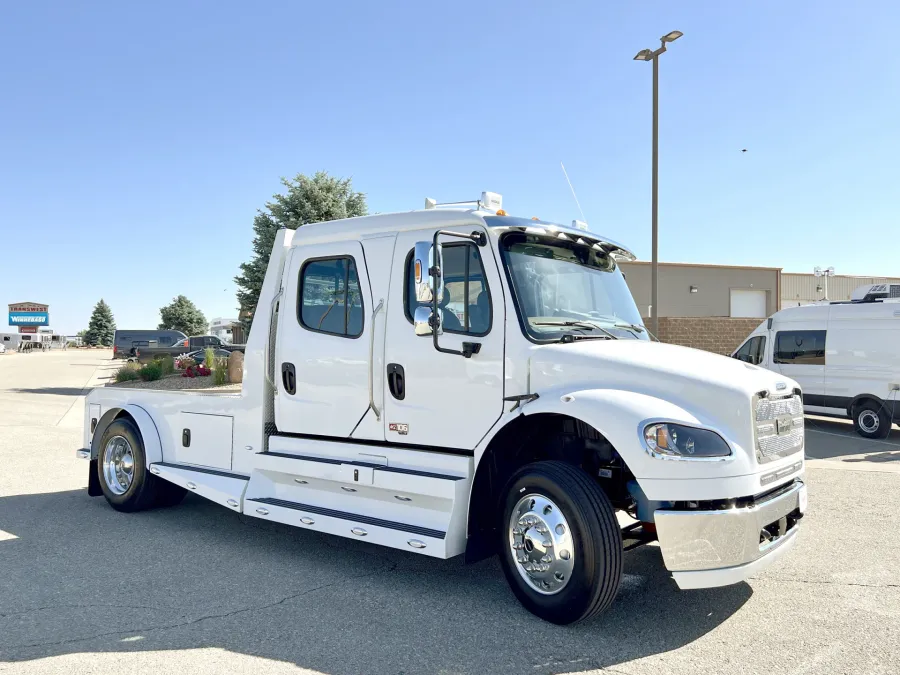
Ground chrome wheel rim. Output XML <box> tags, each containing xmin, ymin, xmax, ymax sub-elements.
<box><xmin>102</xmin><ymin>435</ymin><xmax>135</xmax><ymax>495</ymax></box>
<box><xmin>859</xmin><ymin>410</ymin><xmax>879</xmax><ymax>434</ymax></box>
<box><xmin>508</xmin><ymin>494</ymin><xmax>575</xmax><ymax>595</ymax></box>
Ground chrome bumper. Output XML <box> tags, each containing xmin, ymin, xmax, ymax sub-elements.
<box><xmin>654</xmin><ymin>479</ymin><xmax>806</xmax><ymax>581</ymax></box>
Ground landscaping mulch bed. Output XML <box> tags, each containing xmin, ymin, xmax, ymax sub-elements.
<box><xmin>106</xmin><ymin>373</ymin><xmax>241</xmax><ymax>393</ymax></box>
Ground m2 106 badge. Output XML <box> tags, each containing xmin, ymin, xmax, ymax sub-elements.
<box><xmin>389</xmin><ymin>423</ymin><xmax>409</xmax><ymax>436</ymax></box>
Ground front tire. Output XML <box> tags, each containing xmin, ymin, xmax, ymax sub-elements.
<box><xmin>498</xmin><ymin>461</ymin><xmax>623</xmax><ymax>625</ymax></box>
<box><xmin>97</xmin><ymin>418</ymin><xmax>166</xmax><ymax>511</ymax></box>
<box><xmin>852</xmin><ymin>400</ymin><xmax>891</xmax><ymax>440</ymax></box>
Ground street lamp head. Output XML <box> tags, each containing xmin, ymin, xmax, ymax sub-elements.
<box><xmin>633</xmin><ymin>48</ymin><xmax>653</xmax><ymax>61</ymax></box>
<box><xmin>661</xmin><ymin>30</ymin><xmax>683</xmax><ymax>43</ymax></box>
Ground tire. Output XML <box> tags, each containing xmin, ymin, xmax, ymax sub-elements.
<box><xmin>852</xmin><ymin>400</ymin><xmax>891</xmax><ymax>440</ymax></box>
<box><xmin>498</xmin><ymin>461</ymin><xmax>623</xmax><ymax>625</ymax></box>
<box><xmin>96</xmin><ymin>418</ymin><xmax>164</xmax><ymax>512</ymax></box>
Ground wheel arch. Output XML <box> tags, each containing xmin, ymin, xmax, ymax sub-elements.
<box><xmin>465</xmin><ymin>410</ymin><xmax>628</xmax><ymax>563</ymax></box>
<box><xmin>847</xmin><ymin>393</ymin><xmax>886</xmax><ymax>416</ymax></box>
<box><xmin>90</xmin><ymin>404</ymin><xmax>163</xmax><ymax>466</ymax></box>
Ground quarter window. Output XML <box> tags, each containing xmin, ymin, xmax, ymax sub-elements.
<box><xmin>299</xmin><ymin>257</ymin><xmax>364</xmax><ymax>337</ymax></box>
<box><xmin>405</xmin><ymin>243</ymin><xmax>491</xmax><ymax>335</ymax></box>
<box><xmin>774</xmin><ymin>330</ymin><xmax>826</xmax><ymax>365</ymax></box>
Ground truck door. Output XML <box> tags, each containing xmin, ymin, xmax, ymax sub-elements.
<box><xmin>381</xmin><ymin>226</ymin><xmax>505</xmax><ymax>450</ymax></box>
<box><xmin>772</xmin><ymin>328</ymin><xmax>826</xmax><ymax>402</ymax></box>
<box><xmin>274</xmin><ymin>241</ymin><xmax>375</xmax><ymax>437</ymax></box>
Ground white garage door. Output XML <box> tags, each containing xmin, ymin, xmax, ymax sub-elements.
<box><xmin>730</xmin><ymin>289</ymin><xmax>767</xmax><ymax>318</ymax></box>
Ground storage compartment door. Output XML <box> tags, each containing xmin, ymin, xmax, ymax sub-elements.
<box><xmin>174</xmin><ymin>412</ymin><xmax>234</xmax><ymax>470</ymax></box>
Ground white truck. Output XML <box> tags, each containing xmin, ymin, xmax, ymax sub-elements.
<box><xmin>79</xmin><ymin>193</ymin><xmax>807</xmax><ymax>624</ymax></box>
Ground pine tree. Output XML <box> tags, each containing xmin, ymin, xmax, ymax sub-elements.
<box><xmin>235</xmin><ymin>171</ymin><xmax>367</xmax><ymax>331</ymax></box>
<box><xmin>158</xmin><ymin>295</ymin><xmax>208</xmax><ymax>336</ymax></box>
<box><xmin>85</xmin><ymin>299</ymin><xmax>116</xmax><ymax>346</ymax></box>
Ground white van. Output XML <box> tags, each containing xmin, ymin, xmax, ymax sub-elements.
<box><xmin>734</xmin><ymin>289</ymin><xmax>900</xmax><ymax>439</ymax></box>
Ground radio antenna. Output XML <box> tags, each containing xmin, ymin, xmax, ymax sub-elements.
<box><xmin>560</xmin><ymin>161</ymin><xmax>587</xmax><ymax>224</ymax></box>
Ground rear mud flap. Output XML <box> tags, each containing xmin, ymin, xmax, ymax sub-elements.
<box><xmin>87</xmin><ymin>460</ymin><xmax>102</xmax><ymax>497</ymax></box>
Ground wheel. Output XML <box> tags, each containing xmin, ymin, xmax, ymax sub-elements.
<box><xmin>97</xmin><ymin>418</ymin><xmax>164</xmax><ymax>512</ymax></box>
<box><xmin>498</xmin><ymin>461</ymin><xmax>623</xmax><ymax>625</ymax></box>
<box><xmin>852</xmin><ymin>400</ymin><xmax>891</xmax><ymax>440</ymax></box>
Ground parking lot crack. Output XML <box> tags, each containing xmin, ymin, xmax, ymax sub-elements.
<box><xmin>753</xmin><ymin>576</ymin><xmax>900</xmax><ymax>589</ymax></box>
<box><xmin>3</xmin><ymin>560</ymin><xmax>398</xmax><ymax>653</ymax></box>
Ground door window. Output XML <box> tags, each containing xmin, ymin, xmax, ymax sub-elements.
<box><xmin>299</xmin><ymin>257</ymin><xmax>364</xmax><ymax>338</ymax></box>
<box><xmin>735</xmin><ymin>336</ymin><xmax>767</xmax><ymax>365</ymax></box>
<box><xmin>405</xmin><ymin>243</ymin><xmax>491</xmax><ymax>335</ymax></box>
<box><xmin>774</xmin><ymin>330</ymin><xmax>826</xmax><ymax>365</ymax></box>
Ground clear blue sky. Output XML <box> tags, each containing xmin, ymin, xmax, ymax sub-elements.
<box><xmin>2</xmin><ymin>1</ymin><xmax>898</xmax><ymax>334</ymax></box>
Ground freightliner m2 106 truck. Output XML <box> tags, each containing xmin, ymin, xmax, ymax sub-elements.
<box><xmin>79</xmin><ymin>193</ymin><xmax>807</xmax><ymax>624</ymax></box>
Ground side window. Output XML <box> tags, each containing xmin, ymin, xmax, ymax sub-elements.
<box><xmin>299</xmin><ymin>257</ymin><xmax>364</xmax><ymax>338</ymax></box>
<box><xmin>405</xmin><ymin>243</ymin><xmax>491</xmax><ymax>335</ymax></box>
<box><xmin>158</xmin><ymin>336</ymin><xmax>173</xmax><ymax>346</ymax></box>
<box><xmin>774</xmin><ymin>330</ymin><xmax>826</xmax><ymax>365</ymax></box>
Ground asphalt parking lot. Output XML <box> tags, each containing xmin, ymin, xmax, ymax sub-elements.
<box><xmin>1</xmin><ymin>350</ymin><xmax>898</xmax><ymax>675</ymax></box>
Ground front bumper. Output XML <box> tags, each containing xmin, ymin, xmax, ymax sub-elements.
<box><xmin>654</xmin><ymin>479</ymin><xmax>806</xmax><ymax>589</ymax></box>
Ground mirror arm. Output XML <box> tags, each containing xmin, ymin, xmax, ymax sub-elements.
<box><xmin>430</xmin><ymin>229</ymin><xmax>486</xmax><ymax>358</ymax></box>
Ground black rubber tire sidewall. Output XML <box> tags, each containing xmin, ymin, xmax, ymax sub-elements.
<box><xmin>852</xmin><ymin>402</ymin><xmax>891</xmax><ymax>440</ymax></box>
<box><xmin>96</xmin><ymin>418</ymin><xmax>159</xmax><ymax>512</ymax></box>
<box><xmin>498</xmin><ymin>461</ymin><xmax>623</xmax><ymax>625</ymax></box>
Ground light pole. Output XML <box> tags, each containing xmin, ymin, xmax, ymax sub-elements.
<box><xmin>634</xmin><ymin>30</ymin><xmax>682</xmax><ymax>337</ymax></box>
<box><xmin>814</xmin><ymin>266</ymin><xmax>835</xmax><ymax>300</ymax></box>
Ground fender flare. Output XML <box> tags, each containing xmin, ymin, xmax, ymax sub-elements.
<box><xmin>517</xmin><ymin>387</ymin><xmax>709</xmax><ymax>465</ymax></box>
<box><xmin>89</xmin><ymin>404</ymin><xmax>163</xmax><ymax>466</ymax></box>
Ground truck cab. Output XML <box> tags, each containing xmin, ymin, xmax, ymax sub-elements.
<box><xmin>80</xmin><ymin>193</ymin><xmax>807</xmax><ymax>625</ymax></box>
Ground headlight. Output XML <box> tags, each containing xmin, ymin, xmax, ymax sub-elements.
<box><xmin>642</xmin><ymin>423</ymin><xmax>731</xmax><ymax>459</ymax></box>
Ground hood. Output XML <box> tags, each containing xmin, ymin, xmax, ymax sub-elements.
<box><xmin>530</xmin><ymin>340</ymin><xmax>795</xmax><ymax>427</ymax></box>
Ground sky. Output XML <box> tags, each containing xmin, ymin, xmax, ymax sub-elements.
<box><xmin>1</xmin><ymin>1</ymin><xmax>899</xmax><ymax>334</ymax></box>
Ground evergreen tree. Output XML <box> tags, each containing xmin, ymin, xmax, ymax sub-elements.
<box><xmin>235</xmin><ymin>171</ymin><xmax>367</xmax><ymax>330</ymax></box>
<box><xmin>85</xmin><ymin>299</ymin><xmax>116</xmax><ymax>346</ymax></box>
<box><xmin>158</xmin><ymin>295</ymin><xmax>208</xmax><ymax>336</ymax></box>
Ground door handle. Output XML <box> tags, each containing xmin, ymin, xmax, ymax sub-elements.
<box><xmin>387</xmin><ymin>363</ymin><xmax>405</xmax><ymax>400</ymax></box>
<box><xmin>281</xmin><ymin>363</ymin><xmax>296</xmax><ymax>395</ymax></box>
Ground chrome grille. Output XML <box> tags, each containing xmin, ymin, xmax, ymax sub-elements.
<box><xmin>755</xmin><ymin>394</ymin><xmax>804</xmax><ymax>463</ymax></box>
<box><xmin>756</xmin><ymin>396</ymin><xmax>803</xmax><ymax>422</ymax></box>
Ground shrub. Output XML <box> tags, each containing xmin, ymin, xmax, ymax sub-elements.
<box><xmin>158</xmin><ymin>354</ymin><xmax>175</xmax><ymax>375</ymax></box>
<box><xmin>138</xmin><ymin>361</ymin><xmax>163</xmax><ymax>382</ymax></box>
<box><xmin>204</xmin><ymin>347</ymin><xmax>216</xmax><ymax>367</ymax></box>
<box><xmin>212</xmin><ymin>357</ymin><xmax>228</xmax><ymax>386</ymax></box>
<box><xmin>114</xmin><ymin>364</ymin><xmax>140</xmax><ymax>383</ymax></box>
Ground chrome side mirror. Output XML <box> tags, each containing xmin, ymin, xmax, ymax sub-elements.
<box><xmin>413</xmin><ymin>241</ymin><xmax>439</xmax><ymax>303</ymax></box>
<box><xmin>413</xmin><ymin>306</ymin><xmax>443</xmax><ymax>336</ymax></box>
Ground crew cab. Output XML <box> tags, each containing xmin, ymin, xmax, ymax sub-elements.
<box><xmin>78</xmin><ymin>193</ymin><xmax>807</xmax><ymax>624</ymax></box>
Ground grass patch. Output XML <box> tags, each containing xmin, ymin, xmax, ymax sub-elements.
<box><xmin>213</xmin><ymin>356</ymin><xmax>228</xmax><ymax>386</ymax></box>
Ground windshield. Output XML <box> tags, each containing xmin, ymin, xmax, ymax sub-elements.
<box><xmin>500</xmin><ymin>232</ymin><xmax>647</xmax><ymax>341</ymax></box>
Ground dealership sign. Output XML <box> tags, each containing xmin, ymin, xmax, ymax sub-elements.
<box><xmin>19</xmin><ymin>326</ymin><xmax>37</xmax><ymax>334</ymax></box>
<box><xmin>8</xmin><ymin>302</ymin><xmax>49</xmax><ymax>327</ymax></box>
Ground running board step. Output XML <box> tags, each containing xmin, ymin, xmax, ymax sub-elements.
<box><xmin>250</xmin><ymin>497</ymin><xmax>446</xmax><ymax>539</ymax></box>
<box><xmin>245</xmin><ymin>496</ymin><xmax>450</xmax><ymax>557</ymax></box>
<box><xmin>149</xmin><ymin>462</ymin><xmax>247</xmax><ymax>512</ymax></box>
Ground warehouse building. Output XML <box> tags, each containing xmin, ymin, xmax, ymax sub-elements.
<box><xmin>618</xmin><ymin>261</ymin><xmax>900</xmax><ymax>355</ymax></box>
<box><xmin>780</xmin><ymin>273</ymin><xmax>900</xmax><ymax>307</ymax></box>
<box><xmin>618</xmin><ymin>261</ymin><xmax>779</xmax><ymax>355</ymax></box>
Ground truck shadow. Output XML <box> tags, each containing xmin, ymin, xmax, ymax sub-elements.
<box><xmin>0</xmin><ymin>490</ymin><xmax>752</xmax><ymax>674</ymax></box>
<box><xmin>7</xmin><ymin>387</ymin><xmax>93</xmax><ymax>397</ymax></box>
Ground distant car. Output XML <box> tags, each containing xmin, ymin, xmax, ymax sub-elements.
<box><xmin>185</xmin><ymin>348</ymin><xmax>233</xmax><ymax>365</ymax></box>
<box><xmin>0</xmin><ymin>344</ymin><xmax>6</xmax><ymax>354</ymax></box>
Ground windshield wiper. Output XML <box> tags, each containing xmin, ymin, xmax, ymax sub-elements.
<box><xmin>532</xmin><ymin>320</ymin><xmax>617</xmax><ymax>340</ymax></box>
